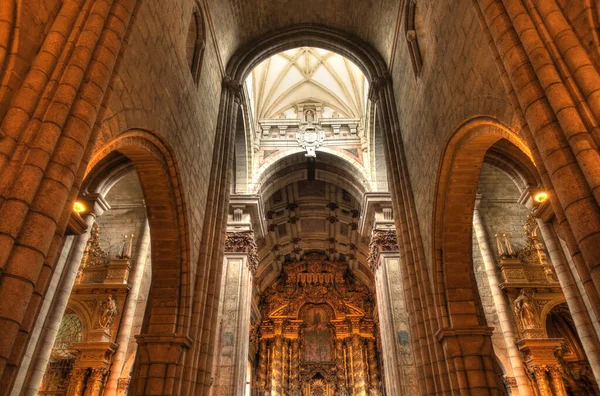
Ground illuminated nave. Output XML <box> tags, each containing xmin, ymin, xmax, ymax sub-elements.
<box><xmin>1</xmin><ymin>1</ymin><xmax>600</xmax><ymax>395</ymax></box>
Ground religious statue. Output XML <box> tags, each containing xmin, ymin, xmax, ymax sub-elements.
<box><xmin>306</xmin><ymin>109</ymin><xmax>315</xmax><ymax>124</ymax></box>
<box><xmin>98</xmin><ymin>295</ymin><xmax>118</xmax><ymax>329</ymax></box>
<box><xmin>514</xmin><ymin>289</ymin><xmax>538</xmax><ymax>329</ymax></box>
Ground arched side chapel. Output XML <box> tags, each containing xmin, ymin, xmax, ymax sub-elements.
<box><xmin>0</xmin><ymin>0</ymin><xmax>600</xmax><ymax>395</ymax></box>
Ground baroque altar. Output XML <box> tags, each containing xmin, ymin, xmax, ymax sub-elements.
<box><xmin>255</xmin><ymin>254</ymin><xmax>382</xmax><ymax>396</ymax></box>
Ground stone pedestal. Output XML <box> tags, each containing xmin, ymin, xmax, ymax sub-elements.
<box><xmin>104</xmin><ymin>258</ymin><xmax>131</xmax><ymax>285</ymax></box>
<box><xmin>517</xmin><ymin>339</ymin><xmax>567</xmax><ymax>396</ymax></box>
<box><xmin>68</xmin><ymin>330</ymin><xmax>117</xmax><ymax>396</ymax></box>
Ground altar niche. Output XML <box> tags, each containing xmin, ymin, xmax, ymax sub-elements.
<box><xmin>255</xmin><ymin>254</ymin><xmax>382</xmax><ymax>396</ymax></box>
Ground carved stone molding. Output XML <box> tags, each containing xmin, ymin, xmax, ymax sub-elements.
<box><xmin>224</xmin><ymin>230</ymin><xmax>258</xmax><ymax>274</ymax></box>
<box><xmin>367</xmin><ymin>230</ymin><xmax>399</xmax><ymax>271</ymax></box>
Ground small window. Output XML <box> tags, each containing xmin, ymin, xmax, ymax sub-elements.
<box><xmin>186</xmin><ymin>7</ymin><xmax>205</xmax><ymax>84</ymax></box>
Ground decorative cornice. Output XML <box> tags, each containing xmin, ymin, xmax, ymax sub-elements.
<box><xmin>367</xmin><ymin>229</ymin><xmax>399</xmax><ymax>271</ymax></box>
<box><xmin>225</xmin><ymin>230</ymin><xmax>258</xmax><ymax>274</ymax></box>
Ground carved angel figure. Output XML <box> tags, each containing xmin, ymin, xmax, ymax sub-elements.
<box><xmin>514</xmin><ymin>289</ymin><xmax>537</xmax><ymax>329</ymax></box>
<box><xmin>98</xmin><ymin>295</ymin><xmax>118</xmax><ymax>329</ymax></box>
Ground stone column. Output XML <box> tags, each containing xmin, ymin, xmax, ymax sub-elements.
<box><xmin>282</xmin><ymin>338</ymin><xmax>289</xmax><ymax>392</ymax></box>
<box><xmin>0</xmin><ymin>0</ymin><xmax>137</xmax><ymax>384</ymax></box>
<box><xmin>67</xmin><ymin>368</ymin><xmax>88</xmax><ymax>396</ymax></box>
<box><xmin>104</xmin><ymin>219</ymin><xmax>150</xmax><ymax>394</ymax></box>
<box><xmin>133</xmin><ymin>334</ymin><xmax>192</xmax><ymax>396</ymax></box>
<box><xmin>537</xmin><ymin>220</ymin><xmax>600</xmax><ymax>388</ymax></box>
<box><xmin>271</xmin><ymin>335</ymin><xmax>283</xmax><ymax>396</ymax></box>
<box><xmin>10</xmin><ymin>234</ymin><xmax>74</xmax><ymax>396</ymax></box>
<box><xmin>22</xmin><ymin>194</ymin><xmax>109</xmax><ymax>395</ymax></box>
<box><xmin>351</xmin><ymin>334</ymin><xmax>367</xmax><ymax>395</ymax></box>
<box><xmin>116</xmin><ymin>377</ymin><xmax>130</xmax><ymax>396</ymax></box>
<box><xmin>265</xmin><ymin>340</ymin><xmax>273</xmax><ymax>395</ymax></box>
<box><xmin>369</xmin><ymin>229</ymin><xmax>418</xmax><ymax>396</ymax></box>
<box><xmin>531</xmin><ymin>367</ymin><xmax>552</xmax><ymax>396</ymax></box>
<box><xmin>290</xmin><ymin>338</ymin><xmax>300</xmax><ymax>392</ymax></box>
<box><xmin>367</xmin><ymin>338</ymin><xmax>381</xmax><ymax>395</ymax></box>
<box><xmin>335</xmin><ymin>338</ymin><xmax>347</xmax><ymax>394</ymax></box>
<box><xmin>473</xmin><ymin>198</ymin><xmax>533</xmax><ymax>395</ymax></box>
<box><xmin>211</xmin><ymin>228</ymin><xmax>256</xmax><ymax>395</ymax></box>
<box><xmin>258</xmin><ymin>338</ymin><xmax>268</xmax><ymax>393</ymax></box>
<box><xmin>85</xmin><ymin>367</ymin><xmax>108</xmax><ymax>396</ymax></box>
<box><xmin>474</xmin><ymin>0</ymin><xmax>600</xmax><ymax>324</ymax></box>
<box><xmin>548</xmin><ymin>366</ymin><xmax>567</xmax><ymax>396</ymax></box>
<box><xmin>345</xmin><ymin>338</ymin><xmax>355</xmax><ymax>391</ymax></box>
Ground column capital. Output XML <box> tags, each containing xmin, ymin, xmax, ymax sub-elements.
<box><xmin>78</xmin><ymin>193</ymin><xmax>111</xmax><ymax>217</ymax></box>
<box><xmin>367</xmin><ymin>229</ymin><xmax>399</xmax><ymax>271</ymax></box>
<box><xmin>224</xmin><ymin>230</ymin><xmax>258</xmax><ymax>274</ymax></box>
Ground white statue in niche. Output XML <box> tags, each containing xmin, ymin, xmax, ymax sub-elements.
<box><xmin>305</xmin><ymin>109</ymin><xmax>315</xmax><ymax>124</ymax></box>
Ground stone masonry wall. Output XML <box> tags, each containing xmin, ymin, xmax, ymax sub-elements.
<box><xmin>390</xmin><ymin>0</ymin><xmax>516</xmax><ymax>274</ymax></box>
<box><xmin>96</xmin><ymin>0</ymin><xmax>226</xmax><ymax>269</ymax></box>
<box><xmin>96</xmin><ymin>173</ymin><xmax>147</xmax><ymax>260</ymax></box>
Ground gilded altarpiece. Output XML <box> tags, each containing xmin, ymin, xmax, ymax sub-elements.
<box><xmin>497</xmin><ymin>212</ymin><xmax>599</xmax><ymax>395</ymax></box>
<box><xmin>255</xmin><ymin>254</ymin><xmax>382</xmax><ymax>396</ymax></box>
<box><xmin>39</xmin><ymin>222</ymin><xmax>130</xmax><ymax>396</ymax></box>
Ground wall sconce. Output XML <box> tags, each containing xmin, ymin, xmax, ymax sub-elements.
<box><xmin>533</xmin><ymin>191</ymin><xmax>548</xmax><ymax>203</ymax></box>
<box><xmin>73</xmin><ymin>201</ymin><xmax>86</xmax><ymax>213</ymax></box>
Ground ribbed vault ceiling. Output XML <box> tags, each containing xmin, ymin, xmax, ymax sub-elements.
<box><xmin>246</xmin><ymin>47</ymin><xmax>369</xmax><ymax>120</ymax></box>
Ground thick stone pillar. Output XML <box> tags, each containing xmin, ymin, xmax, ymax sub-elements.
<box><xmin>361</xmin><ymin>194</ymin><xmax>418</xmax><ymax>395</ymax></box>
<box><xmin>20</xmin><ymin>194</ymin><xmax>109</xmax><ymax>395</ymax></box>
<box><xmin>104</xmin><ymin>219</ymin><xmax>150</xmax><ymax>394</ymax></box>
<box><xmin>133</xmin><ymin>334</ymin><xmax>192</xmax><ymax>396</ymax></box>
<box><xmin>536</xmin><ymin>219</ymin><xmax>600</xmax><ymax>388</ymax></box>
<box><xmin>211</xmin><ymin>225</ymin><xmax>257</xmax><ymax>395</ymax></box>
<box><xmin>472</xmin><ymin>198</ymin><xmax>533</xmax><ymax>395</ymax></box>
<box><xmin>0</xmin><ymin>0</ymin><xmax>137</xmax><ymax>385</ymax></box>
<box><xmin>369</xmin><ymin>230</ymin><xmax>418</xmax><ymax>395</ymax></box>
<box><xmin>10</xmin><ymin>234</ymin><xmax>74</xmax><ymax>395</ymax></box>
<box><xmin>474</xmin><ymin>0</ymin><xmax>600</xmax><ymax>327</ymax></box>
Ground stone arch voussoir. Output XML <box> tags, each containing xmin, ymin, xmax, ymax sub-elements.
<box><xmin>86</xmin><ymin>129</ymin><xmax>191</xmax><ymax>335</ymax></box>
<box><xmin>433</xmin><ymin>116</ymin><xmax>532</xmax><ymax>328</ymax></box>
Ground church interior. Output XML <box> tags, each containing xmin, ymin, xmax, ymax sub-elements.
<box><xmin>1</xmin><ymin>0</ymin><xmax>600</xmax><ymax>395</ymax></box>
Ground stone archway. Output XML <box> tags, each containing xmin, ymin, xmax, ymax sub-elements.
<box><xmin>213</xmin><ymin>23</ymin><xmax>445</xmax><ymax>396</ymax></box>
<box><xmin>431</xmin><ymin>116</ymin><xmax>532</xmax><ymax>393</ymax></box>
<box><xmin>87</xmin><ymin>129</ymin><xmax>193</xmax><ymax>395</ymax></box>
